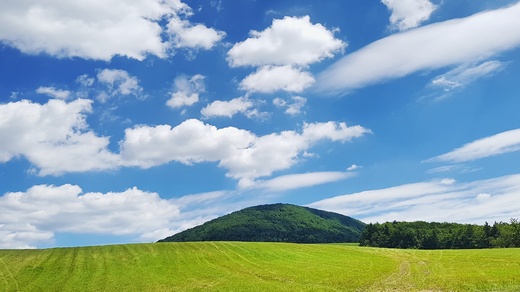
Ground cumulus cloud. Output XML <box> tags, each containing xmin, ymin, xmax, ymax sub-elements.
<box><xmin>96</xmin><ymin>69</ymin><xmax>144</xmax><ymax>102</ymax></box>
<box><xmin>167</xmin><ymin>18</ymin><xmax>226</xmax><ymax>50</ymax></box>
<box><xmin>119</xmin><ymin>119</ymin><xmax>255</xmax><ymax>168</ymax></box>
<box><xmin>201</xmin><ymin>97</ymin><xmax>256</xmax><ymax>118</ymax></box>
<box><xmin>309</xmin><ymin>174</ymin><xmax>520</xmax><ymax>224</ymax></box>
<box><xmin>382</xmin><ymin>0</ymin><xmax>437</xmax><ymax>31</ymax></box>
<box><xmin>0</xmin><ymin>99</ymin><xmax>119</xmax><ymax>175</ymax></box>
<box><xmin>228</xmin><ymin>15</ymin><xmax>344</xmax><ymax>95</ymax></box>
<box><xmin>315</xmin><ymin>2</ymin><xmax>520</xmax><ymax>94</ymax></box>
<box><xmin>273</xmin><ymin>96</ymin><xmax>307</xmax><ymax>116</ymax></box>
<box><xmin>0</xmin><ymin>184</ymin><xmax>180</xmax><ymax>249</ymax></box>
<box><xmin>427</xmin><ymin>128</ymin><xmax>520</xmax><ymax>163</ymax></box>
<box><xmin>227</xmin><ymin>15</ymin><xmax>345</xmax><ymax>67</ymax></box>
<box><xmin>240</xmin><ymin>65</ymin><xmax>315</xmax><ymax>93</ymax></box>
<box><xmin>36</xmin><ymin>86</ymin><xmax>71</xmax><ymax>100</ymax></box>
<box><xmin>0</xmin><ymin>0</ymin><xmax>223</xmax><ymax>61</ymax></box>
<box><xmin>120</xmin><ymin>119</ymin><xmax>370</xmax><ymax>183</ymax></box>
<box><xmin>0</xmin><ymin>97</ymin><xmax>368</xmax><ymax>181</ymax></box>
<box><xmin>167</xmin><ymin>74</ymin><xmax>205</xmax><ymax>109</ymax></box>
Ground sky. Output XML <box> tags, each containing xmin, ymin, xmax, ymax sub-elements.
<box><xmin>1</xmin><ymin>0</ymin><xmax>520</xmax><ymax>249</ymax></box>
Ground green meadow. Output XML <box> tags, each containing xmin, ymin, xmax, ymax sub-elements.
<box><xmin>1</xmin><ymin>242</ymin><xmax>519</xmax><ymax>291</ymax></box>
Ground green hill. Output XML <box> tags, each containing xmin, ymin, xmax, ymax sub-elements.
<box><xmin>158</xmin><ymin>203</ymin><xmax>365</xmax><ymax>243</ymax></box>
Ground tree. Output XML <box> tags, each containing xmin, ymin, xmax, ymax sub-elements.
<box><xmin>421</xmin><ymin>229</ymin><xmax>439</xmax><ymax>249</ymax></box>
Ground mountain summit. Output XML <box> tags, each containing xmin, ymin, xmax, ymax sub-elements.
<box><xmin>158</xmin><ymin>203</ymin><xmax>365</xmax><ymax>243</ymax></box>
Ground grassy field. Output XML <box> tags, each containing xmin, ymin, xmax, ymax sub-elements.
<box><xmin>1</xmin><ymin>242</ymin><xmax>519</xmax><ymax>291</ymax></box>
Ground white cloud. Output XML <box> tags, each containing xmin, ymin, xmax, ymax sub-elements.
<box><xmin>167</xmin><ymin>18</ymin><xmax>226</xmax><ymax>50</ymax></box>
<box><xmin>315</xmin><ymin>2</ymin><xmax>520</xmax><ymax>94</ymax></box>
<box><xmin>36</xmin><ymin>86</ymin><xmax>71</xmax><ymax>100</ymax></box>
<box><xmin>120</xmin><ymin>119</ymin><xmax>255</xmax><ymax>168</ymax></box>
<box><xmin>168</xmin><ymin>92</ymin><xmax>199</xmax><ymax>109</ymax></box>
<box><xmin>76</xmin><ymin>74</ymin><xmax>95</xmax><ymax>87</ymax></box>
<box><xmin>427</xmin><ymin>164</ymin><xmax>482</xmax><ymax>174</ymax></box>
<box><xmin>431</xmin><ymin>60</ymin><xmax>505</xmax><ymax>92</ymax></box>
<box><xmin>382</xmin><ymin>0</ymin><xmax>437</xmax><ymax>31</ymax></box>
<box><xmin>0</xmin><ymin>99</ymin><xmax>119</xmax><ymax>175</ymax></box>
<box><xmin>240</xmin><ymin>65</ymin><xmax>315</xmax><ymax>93</ymax></box>
<box><xmin>301</xmin><ymin>121</ymin><xmax>370</xmax><ymax>143</ymax></box>
<box><xmin>440</xmin><ymin>178</ymin><xmax>456</xmax><ymax>185</ymax></box>
<box><xmin>428</xmin><ymin>128</ymin><xmax>520</xmax><ymax>163</ymax></box>
<box><xmin>167</xmin><ymin>74</ymin><xmax>205</xmax><ymax>109</ymax></box>
<box><xmin>309</xmin><ymin>174</ymin><xmax>520</xmax><ymax>224</ymax></box>
<box><xmin>201</xmin><ymin>97</ymin><xmax>255</xmax><ymax>118</ymax></box>
<box><xmin>0</xmin><ymin>98</ymin><xmax>368</xmax><ymax>181</ymax></box>
<box><xmin>222</xmin><ymin>122</ymin><xmax>370</xmax><ymax>184</ymax></box>
<box><xmin>347</xmin><ymin>164</ymin><xmax>362</xmax><ymax>171</ymax></box>
<box><xmin>0</xmin><ymin>0</ymin><xmax>223</xmax><ymax>61</ymax></box>
<box><xmin>0</xmin><ymin>184</ymin><xmax>180</xmax><ymax>248</ymax></box>
<box><xmin>96</xmin><ymin>69</ymin><xmax>144</xmax><ymax>102</ymax></box>
<box><xmin>273</xmin><ymin>96</ymin><xmax>307</xmax><ymax>116</ymax></box>
<box><xmin>247</xmin><ymin>171</ymin><xmax>355</xmax><ymax>191</ymax></box>
<box><xmin>227</xmin><ymin>15</ymin><xmax>346</xmax><ymax>67</ymax></box>
<box><xmin>120</xmin><ymin>119</ymin><xmax>370</xmax><ymax>182</ymax></box>
<box><xmin>0</xmin><ymin>0</ymin><xmax>178</xmax><ymax>60</ymax></box>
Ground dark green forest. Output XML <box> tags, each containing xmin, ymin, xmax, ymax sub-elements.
<box><xmin>159</xmin><ymin>203</ymin><xmax>365</xmax><ymax>243</ymax></box>
<box><xmin>360</xmin><ymin>219</ymin><xmax>520</xmax><ymax>249</ymax></box>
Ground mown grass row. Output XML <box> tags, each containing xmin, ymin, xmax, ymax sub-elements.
<box><xmin>1</xmin><ymin>242</ymin><xmax>519</xmax><ymax>291</ymax></box>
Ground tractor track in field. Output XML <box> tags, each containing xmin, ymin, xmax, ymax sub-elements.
<box><xmin>0</xmin><ymin>255</ymin><xmax>20</xmax><ymax>291</ymax></box>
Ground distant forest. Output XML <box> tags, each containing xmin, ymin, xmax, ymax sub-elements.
<box><xmin>360</xmin><ymin>219</ymin><xmax>520</xmax><ymax>249</ymax></box>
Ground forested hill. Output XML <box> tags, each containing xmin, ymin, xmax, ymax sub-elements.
<box><xmin>158</xmin><ymin>203</ymin><xmax>366</xmax><ymax>243</ymax></box>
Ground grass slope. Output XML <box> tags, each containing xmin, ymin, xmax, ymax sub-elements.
<box><xmin>159</xmin><ymin>203</ymin><xmax>366</xmax><ymax>243</ymax></box>
<box><xmin>1</xmin><ymin>242</ymin><xmax>520</xmax><ymax>291</ymax></box>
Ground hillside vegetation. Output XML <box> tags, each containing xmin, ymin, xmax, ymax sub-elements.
<box><xmin>159</xmin><ymin>203</ymin><xmax>365</xmax><ymax>243</ymax></box>
<box><xmin>1</xmin><ymin>242</ymin><xmax>520</xmax><ymax>291</ymax></box>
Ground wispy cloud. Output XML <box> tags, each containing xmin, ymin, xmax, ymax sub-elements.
<box><xmin>243</xmin><ymin>171</ymin><xmax>356</xmax><ymax>191</ymax></box>
<box><xmin>431</xmin><ymin>61</ymin><xmax>505</xmax><ymax>92</ymax></box>
<box><xmin>273</xmin><ymin>96</ymin><xmax>307</xmax><ymax>116</ymax></box>
<box><xmin>315</xmin><ymin>2</ymin><xmax>520</xmax><ymax>94</ymax></box>
<box><xmin>309</xmin><ymin>174</ymin><xmax>520</xmax><ymax>224</ymax></box>
<box><xmin>427</xmin><ymin>60</ymin><xmax>506</xmax><ymax>100</ymax></box>
<box><xmin>426</xmin><ymin>164</ymin><xmax>482</xmax><ymax>174</ymax></box>
<box><xmin>427</xmin><ymin>128</ymin><xmax>520</xmax><ymax>163</ymax></box>
<box><xmin>347</xmin><ymin>164</ymin><xmax>362</xmax><ymax>171</ymax></box>
<box><xmin>36</xmin><ymin>86</ymin><xmax>71</xmax><ymax>100</ymax></box>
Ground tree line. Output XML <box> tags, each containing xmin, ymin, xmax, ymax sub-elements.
<box><xmin>360</xmin><ymin>219</ymin><xmax>520</xmax><ymax>249</ymax></box>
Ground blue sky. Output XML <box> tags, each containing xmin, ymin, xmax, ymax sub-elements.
<box><xmin>1</xmin><ymin>0</ymin><xmax>520</xmax><ymax>249</ymax></box>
